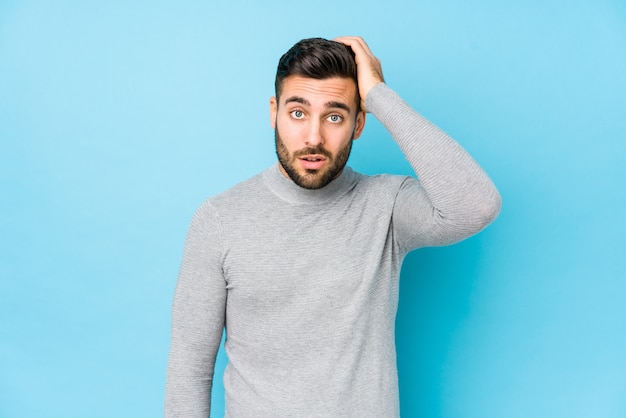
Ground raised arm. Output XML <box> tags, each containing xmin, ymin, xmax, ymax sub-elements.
<box><xmin>337</xmin><ymin>36</ymin><xmax>501</xmax><ymax>250</ymax></box>
<box><xmin>165</xmin><ymin>202</ymin><xmax>227</xmax><ymax>417</ymax></box>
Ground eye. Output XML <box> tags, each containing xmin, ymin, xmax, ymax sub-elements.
<box><xmin>290</xmin><ymin>110</ymin><xmax>305</xmax><ymax>119</ymax></box>
<box><xmin>327</xmin><ymin>114</ymin><xmax>343</xmax><ymax>123</ymax></box>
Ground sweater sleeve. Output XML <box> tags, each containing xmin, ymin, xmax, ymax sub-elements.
<box><xmin>165</xmin><ymin>201</ymin><xmax>227</xmax><ymax>417</ymax></box>
<box><xmin>366</xmin><ymin>83</ymin><xmax>501</xmax><ymax>250</ymax></box>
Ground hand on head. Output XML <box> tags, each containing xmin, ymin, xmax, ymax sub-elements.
<box><xmin>334</xmin><ymin>36</ymin><xmax>385</xmax><ymax>113</ymax></box>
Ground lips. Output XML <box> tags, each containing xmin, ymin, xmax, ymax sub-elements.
<box><xmin>299</xmin><ymin>154</ymin><xmax>327</xmax><ymax>170</ymax></box>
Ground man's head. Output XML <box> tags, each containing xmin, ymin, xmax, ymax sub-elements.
<box><xmin>270</xmin><ymin>38</ymin><xmax>366</xmax><ymax>190</ymax></box>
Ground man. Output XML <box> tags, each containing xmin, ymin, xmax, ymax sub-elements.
<box><xmin>165</xmin><ymin>36</ymin><xmax>501</xmax><ymax>417</ymax></box>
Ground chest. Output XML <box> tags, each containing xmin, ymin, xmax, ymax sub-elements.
<box><xmin>220</xmin><ymin>202</ymin><xmax>394</xmax><ymax>310</ymax></box>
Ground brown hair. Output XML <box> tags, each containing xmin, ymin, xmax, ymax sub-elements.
<box><xmin>275</xmin><ymin>37</ymin><xmax>361</xmax><ymax>113</ymax></box>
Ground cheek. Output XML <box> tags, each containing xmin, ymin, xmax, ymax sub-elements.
<box><xmin>276</xmin><ymin>119</ymin><xmax>303</xmax><ymax>143</ymax></box>
<box><xmin>323</xmin><ymin>124</ymin><xmax>356</xmax><ymax>147</ymax></box>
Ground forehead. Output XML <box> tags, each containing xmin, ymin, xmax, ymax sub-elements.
<box><xmin>279</xmin><ymin>76</ymin><xmax>358</xmax><ymax>110</ymax></box>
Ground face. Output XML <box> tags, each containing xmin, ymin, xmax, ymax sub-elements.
<box><xmin>270</xmin><ymin>76</ymin><xmax>365</xmax><ymax>189</ymax></box>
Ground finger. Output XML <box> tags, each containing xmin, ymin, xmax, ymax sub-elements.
<box><xmin>334</xmin><ymin>36</ymin><xmax>385</xmax><ymax>112</ymax></box>
<box><xmin>334</xmin><ymin>36</ymin><xmax>373</xmax><ymax>62</ymax></box>
<box><xmin>334</xmin><ymin>36</ymin><xmax>382</xmax><ymax>77</ymax></box>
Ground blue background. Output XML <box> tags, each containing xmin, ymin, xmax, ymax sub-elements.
<box><xmin>1</xmin><ymin>1</ymin><xmax>625</xmax><ymax>417</ymax></box>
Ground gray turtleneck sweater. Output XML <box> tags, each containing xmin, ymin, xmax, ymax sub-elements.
<box><xmin>165</xmin><ymin>83</ymin><xmax>501</xmax><ymax>417</ymax></box>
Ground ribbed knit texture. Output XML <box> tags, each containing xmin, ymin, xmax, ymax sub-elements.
<box><xmin>165</xmin><ymin>83</ymin><xmax>501</xmax><ymax>417</ymax></box>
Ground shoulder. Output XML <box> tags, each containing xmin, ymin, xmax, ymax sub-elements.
<box><xmin>347</xmin><ymin>170</ymin><xmax>420</xmax><ymax>214</ymax></box>
<box><xmin>353</xmin><ymin>171</ymin><xmax>413</xmax><ymax>195</ymax></box>
<box><xmin>187</xmin><ymin>169</ymin><xmax>264</xmax><ymax>219</ymax></box>
<box><xmin>208</xmin><ymin>171</ymin><xmax>266</xmax><ymax>206</ymax></box>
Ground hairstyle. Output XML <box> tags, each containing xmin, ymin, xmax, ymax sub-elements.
<box><xmin>274</xmin><ymin>37</ymin><xmax>361</xmax><ymax>113</ymax></box>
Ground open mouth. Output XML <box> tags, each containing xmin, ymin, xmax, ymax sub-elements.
<box><xmin>299</xmin><ymin>154</ymin><xmax>327</xmax><ymax>169</ymax></box>
<box><xmin>301</xmin><ymin>155</ymin><xmax>325</xmax><ymax>162</ymax></box>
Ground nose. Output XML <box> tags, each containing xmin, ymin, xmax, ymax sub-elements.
<box><xmin>305</xmin><ymin>120</ymin><xmax>323</xmax><ymax>147</ymax></box>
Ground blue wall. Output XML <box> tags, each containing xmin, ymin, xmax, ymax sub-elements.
<box><xmin>1</xmin><ymin>1</ymin><xmax>625</xmax><ymax>417</ymax></box>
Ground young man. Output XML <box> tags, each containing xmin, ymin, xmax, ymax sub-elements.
<box><xmin>165</xmin><ymin>36</ymin><xmax>501</xmax><ymax>417</ymax></box>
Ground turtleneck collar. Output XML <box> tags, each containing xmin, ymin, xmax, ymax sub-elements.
<box><xmin>262</xmin><ymin>162</ymin><xmax>358</xmax><ymax>206</ymax></box>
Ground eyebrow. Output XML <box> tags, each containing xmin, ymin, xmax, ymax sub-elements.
<box><xmin>284</xmin><ymin>96</ymin><xmax>351</xmax><ymax>113</ymax></box>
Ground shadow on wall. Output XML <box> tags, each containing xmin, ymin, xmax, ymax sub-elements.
<box><xmin>396</xmin><ymin>236</ymin><xmax>486</xmax><ymax>416</ymax></box>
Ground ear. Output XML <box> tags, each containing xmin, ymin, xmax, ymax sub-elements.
<box><xmin>352</xmin><ymin>111</ymin><xmax>366</xmax><ymax>140</ymax></box>
<box><xmin>269</xmin><ymin>96</ymin><xmax>278</xmax><ymax>129</ymax></box>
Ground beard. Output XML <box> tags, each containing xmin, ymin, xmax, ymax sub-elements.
<box><xmin>275</xmin><ymin>128</ymin><xmax>353</xmax><ymax>190</ymax></box>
